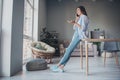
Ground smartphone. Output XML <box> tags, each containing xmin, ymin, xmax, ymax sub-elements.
<box><xmin>76</xmin><ymin>14</ymin><xmax>79</xmax><ymax>17</ymax></box>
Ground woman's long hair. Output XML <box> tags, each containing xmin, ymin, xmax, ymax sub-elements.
<box><xmin>77</xmin><ymin>6</ymin><xmax>88</xmax><ymax>16</ymax></box>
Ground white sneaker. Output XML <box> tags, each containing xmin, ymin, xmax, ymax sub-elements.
<box><xmin>51</xmin><ymin>67</ymin><xmax>64</xmax><ymax>73</ymax></box>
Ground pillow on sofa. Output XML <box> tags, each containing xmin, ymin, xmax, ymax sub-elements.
<box><xmin>35</xmin><ymin>43</ymin><xmax>46</xmax><ymax>50</ymax></box>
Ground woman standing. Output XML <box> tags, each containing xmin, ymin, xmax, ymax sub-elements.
<box><xmin>50</xmin><ymin>6</ymin><xmax>89</xmax><ymax>72</ymax></box>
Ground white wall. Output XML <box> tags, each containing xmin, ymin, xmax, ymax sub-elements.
<box><xmin>0</xmin><ymin>0</ymin><xmax>13</xmax><ymax>76</ymax></box>
<box><xmin>0</xmin><ymin>0</ymin><xmax>24</xmax><ymax>76</ymax></box>
<box><xmin>38</xmin><ymin>0</ymin><xmax>47</xmax><ymax>40</ymax></box>
<box><xmin>0</xmin><ymin>0</ymin><xmax>3</xmax><ymax>76</ymax></box>
<box><xmin>47</xmin><ymin>0</ymin><xmax>120</xmax><ymax>40</ymax></box>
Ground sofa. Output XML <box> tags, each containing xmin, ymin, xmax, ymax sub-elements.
<box><xmin>59</xmin><ymin>40</ymin><xmax>97</xmax><ymax>57</ymax></box>
<box><xmin>71</xmin><ymin>42</ymin><xmax>97</xmax><ymax>57</ymax></box>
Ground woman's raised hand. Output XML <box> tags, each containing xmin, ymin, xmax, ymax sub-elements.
<box><xmin>67</xmin><ymin>20</ymin><xmax>75</xmax><ymax>24</ymax></box>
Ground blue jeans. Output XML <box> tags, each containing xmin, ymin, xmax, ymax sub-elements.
<box><xmin>59</xmin><ymin>31</ymin><xmax>81</xmax><ymax>66</ymax></box>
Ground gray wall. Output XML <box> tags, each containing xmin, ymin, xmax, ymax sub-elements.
<box><xmin>47</xmin><ymin>0</ymin><xmax>120</xmax><ymax>40</ymax></box>
<box><xmin>38</xmin><ymin>0</ymin><xmax>47</xmax><ymax>40</ymax></box>
<box><xmin>0</xmin><ymin>0</ymin><xmax>24</xmax><ymax>76</ymax></box>
<box><xmin>10</xmin><ymin>0</ymin><xmax>24</xmax><ymax>76</ymax></box>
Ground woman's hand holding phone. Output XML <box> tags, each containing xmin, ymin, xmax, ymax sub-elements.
<box><xmin>67</xmin><ymin>14</ymin><xmax>79</xmax><ymax>24</ymax></box>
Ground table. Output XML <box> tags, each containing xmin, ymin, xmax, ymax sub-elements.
<box><xmin>80</xmin><ymin>39</ymin><xmax>120</xmax><ymax>76</ymax></box>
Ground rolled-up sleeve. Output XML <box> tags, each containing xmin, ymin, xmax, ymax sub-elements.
<box><xmin>78</xmin><ymin>15</ymin><xmax>89</xmax><ymax>32</ymax></box>
<box><xmin>77</xmin><ymin>15</ymin><xmax>89</xmax><ymax>39</ymax></box>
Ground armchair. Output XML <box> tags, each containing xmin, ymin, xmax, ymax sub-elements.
<box><xmin>31</xmin><ymin>41</ymin><xmax>55</xmax><ymax>63</ymax></box>
<box><xmin>103</xmin><ymin>42</ymin><xmax>120</xmax><ymax>66</ymax></box>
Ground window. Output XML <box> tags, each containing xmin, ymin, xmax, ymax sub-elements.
<box><xmin>23</xmin><ymin>0</ymin><xmax>34</xmax><ymax>62</ymax></box>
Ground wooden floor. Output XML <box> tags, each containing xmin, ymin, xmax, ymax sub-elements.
<box><xmin>0</xmin><ymin>57</ymin><xmax>120</xmax><ymax>80</ymax></box>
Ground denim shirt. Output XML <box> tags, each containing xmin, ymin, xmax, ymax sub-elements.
<box><xmin>73</xmin><ymin>14</ymin><xmax>89</xmax><ymax>39</ymax></box>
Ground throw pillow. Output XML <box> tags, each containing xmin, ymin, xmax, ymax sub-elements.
<box><xmin>35</xmin><ymin>43</ymin><xmax>46</xmax><ymax>50</ymax></box>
